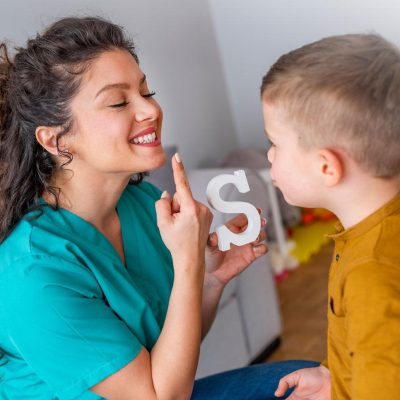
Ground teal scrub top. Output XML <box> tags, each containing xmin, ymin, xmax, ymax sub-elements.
<box><xmin>0</xmin><ymin>182</ymin><xmax>174</xmax><ymax>399</ymax></box>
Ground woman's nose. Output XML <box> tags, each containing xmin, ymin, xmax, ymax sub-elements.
<box><xmin>134</xmin><ymin>97</ymin><xmax>160</xmax><ymax>122</ymax></box>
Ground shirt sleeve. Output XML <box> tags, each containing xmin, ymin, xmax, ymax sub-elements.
<box><xmin>2</xmin><ymin>255</ymin><xmax>142</xmax><ymax>399</ymax></box>
<box><xmin>344</xmin><ymin>261</ymin><xmax>400</xmax><ymax>400</ymax></box>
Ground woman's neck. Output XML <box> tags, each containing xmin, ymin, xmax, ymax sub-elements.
<box><xmin>44</xmin><ymin>170</ymin><xmax>131</xmax><ymax>232</ymax></box>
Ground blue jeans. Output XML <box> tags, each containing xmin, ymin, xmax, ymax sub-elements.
<box><xmin>192</xmin><ymin>360</ymin><xmax>320</xmax><ymax>400</ymax></box>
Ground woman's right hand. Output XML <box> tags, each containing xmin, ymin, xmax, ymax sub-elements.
<box><xmin>155</xmin><ymin>153</ymin><xmax>213</xmax><ymax>273</ymax></box>
<box><xmin>92</xmin><ymin>155</ymin><xmax>212</xmax><ymax>400</ymax></box>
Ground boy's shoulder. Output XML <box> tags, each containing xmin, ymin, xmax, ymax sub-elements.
<box><xmin>343</xmin><ymin>212</ymin><xmax>399</xmax><ymax>264</ymax></box>
<box><xmin>354</xmin><ymin>211</ymin><xmax>400</xmax><ymax>264</ymax></box>
<box><xmin>341</xmin><ymin>211</ymin><xmax>400</xmax><ymax>289</ymax></box>
<box><xmin>375</xmin><ymin>212</ymin><xmax>400</xmax><ymax>261</ymax></box>
<box><xmin>330</xmin><ymin>199</ymin><xmax>400</xmax><ymax>292</ymax></box>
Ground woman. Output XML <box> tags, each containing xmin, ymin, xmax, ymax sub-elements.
<box><xmin>0</xmin><ymin>17</ymin><xmax>318</xmax><ymax>399</ymax></box>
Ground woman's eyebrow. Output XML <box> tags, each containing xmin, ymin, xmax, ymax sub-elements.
<box><xmin>94</xmin><ymin>75</ymin><xmax>147</xmax><ymax>99</ymax></box>
<box><xmin>95</xmin><ymin>83</ymin><xmax>130</xmax><ymax>98</ymax></box>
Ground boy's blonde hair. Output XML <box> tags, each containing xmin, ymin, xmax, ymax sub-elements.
<box><xmin>261</xmin><ymin>34</ymin><xmax>400</xmax><ymax>178</ymax></box>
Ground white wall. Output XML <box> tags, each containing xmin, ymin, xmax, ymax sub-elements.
<box><xmin>0</xmin><ymin>0</ymin><xmax>237</xmax><ymax>169</ymax></box>
<box><xmin>3</xmin><ymin>1</ymin><xmax>399</xmax><ymax>164</ymax></box>
<box><xmin>208</xmin><ymin>0</ymin><xmax>400</xmax><ymax>148</ymax></box>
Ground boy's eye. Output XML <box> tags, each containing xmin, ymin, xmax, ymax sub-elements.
<box><xmin>142</xmin><ymin>91</ymin><xmax>156</xmax><ymax>98</ymax></box>
<box><xmin>110</xmin><ymin>101</ymin><xmax>129</xmax><ymax>108</ymax></box>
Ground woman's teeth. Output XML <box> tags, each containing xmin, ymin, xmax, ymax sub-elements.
<box><xmin>132</xmin><ymin>132</ymin><xmax>157</xmax><ymax>144</ymax></box>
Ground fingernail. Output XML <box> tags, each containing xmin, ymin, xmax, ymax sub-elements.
<box><xmin>174</xmin><ymin>152</ymin><xmax>181</xmax><ymax>163</ymax></box>
<box><xmin>161</xmin><ymin>190</ymin><xmax>169</xmax><ymax>199</ymax></box>
<box><xmin>262</xmin><ymin>217</ymin><xmax>267</xmax><ymax>225</ymax></box>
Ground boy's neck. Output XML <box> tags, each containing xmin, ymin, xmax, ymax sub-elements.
<box><xmin>329</xmin><ymin>176</ymin><xmax>400</xmax><ymax>229</ymax></box>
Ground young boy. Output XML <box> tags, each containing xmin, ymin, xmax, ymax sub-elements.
<box><xmin>260</xmin><ymin>34</ymin><xmax>400</xmax><ymax>399</ymax></box>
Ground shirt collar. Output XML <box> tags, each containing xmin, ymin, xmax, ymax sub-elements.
<box><xmin>328</xmin><ymin>192</ymin><xmax>400</xmax><ymax>241</ymax></box>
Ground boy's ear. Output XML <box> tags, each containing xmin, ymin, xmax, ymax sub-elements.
<box><xmin>318</xmin><ymin>149</ymin><xmax>344</xmax><ymax>187</ymax></box>
<box><xmin>35</xmin><ymin>126</ymin><xmax>65</xmax><ymax>156</ymax></box>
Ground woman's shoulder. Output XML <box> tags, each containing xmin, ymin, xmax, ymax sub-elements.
<box><xmin>0</xmin><ymin>221</ymin><xmax>68</xmax><ymax>294</ymax></box>
<box><xmin>0</xmin><ymin>218</ymin><xmax>35</xmax><ymax>268</ymax></box>
<box><xmin>0</xmin><ymin>215</ymin><xmax>100</xmax><ymax>303</ymax></box>
<box><xmin>0</xmin><ymin>205</ymin><xmax>97</xmax><ymax>272</ymax></box>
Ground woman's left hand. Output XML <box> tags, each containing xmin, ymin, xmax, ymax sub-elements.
<box><xmin>204</xmin><ymin>212</ymin><xmax>268</xmax><ymax>289</ymax></box>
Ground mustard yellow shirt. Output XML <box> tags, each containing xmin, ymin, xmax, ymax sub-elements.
<box><xmin>326</xmin><ymin>193</ymin><xmax>400</xmax><ymax>400</ymax></box>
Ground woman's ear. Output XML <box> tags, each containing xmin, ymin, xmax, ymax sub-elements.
<box><xmin>35</xmin><ymin>126</ymin><xmax>64</xmax><ymax>156</ymax></box>
<box><xmin>318</xmin><ymin>149</ymin><xmax>344</xmax><ymax>187</ymax></box>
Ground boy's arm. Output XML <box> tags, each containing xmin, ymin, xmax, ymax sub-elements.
<box><xmin>344</xmin><ymin>261</ymin><xmax>400</xmax><ymax>399</ymax></box>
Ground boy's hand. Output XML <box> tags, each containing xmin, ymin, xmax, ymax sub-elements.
<box><xmin>275</xmin><ymin>365</ymin><xmax>331</xmax><ymax>400</ymax></box>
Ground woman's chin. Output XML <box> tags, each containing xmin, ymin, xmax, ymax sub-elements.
<box><xmin>148</xmin><ymin>157</ymin><xmax>166</xmax><ymax>172</ymax></box>
<box><xmin>150</xmin><ymin>149</ymin><xmax>167</xmax><ymax>170</ymax></box>
<box><xmin>139</xmin><ymin>150</ymin><xmax>167</xmax><ymax>173</ymax></box>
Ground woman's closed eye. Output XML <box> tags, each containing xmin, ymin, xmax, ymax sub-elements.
<box><xmin>110</xmin><ymin>100</ymin><xmax>129</xmax><ymax>108</ymax></box>
<box><xmin>142</xmin><ymin>91</ymin><xmax>156</xmax><ymax>98</ymax></box>
<box><xmin>109</xmin><ymin>92</ymin><xmax>156</xmax><ymax>108</ymax></box>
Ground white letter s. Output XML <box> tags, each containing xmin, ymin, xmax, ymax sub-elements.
<box><xmin>206</xmin><ymin>170</ymin><xmax>261</xmax><ymax>251</ymax></box>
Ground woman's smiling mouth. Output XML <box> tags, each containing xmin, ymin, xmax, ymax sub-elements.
<box><xmin>129</xmin><ymin>128</ymin><xmax>160</xmax><ymax>146</ymax></box>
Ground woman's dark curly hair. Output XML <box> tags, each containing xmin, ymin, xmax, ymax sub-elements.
<box><xmin>0</xmin><ymin>16</ymin><xmax>144</xmax><ymax>242</ymax></box>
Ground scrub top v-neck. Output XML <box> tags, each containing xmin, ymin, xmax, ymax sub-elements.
<box><xmin>0</xmin><ymin>182</ymin><xmax>174</xmax><ymax>400</ymax></box>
